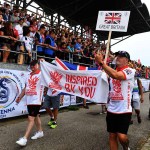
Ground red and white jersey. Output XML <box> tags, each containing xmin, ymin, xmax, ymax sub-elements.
<box><xmin>108</xmin><ymin>66</ymin><xmax>135</xmax><ymax>114</ymax></box>
<box><xmin>25</xmin><ymin>70</ymin><xmax>44</xmax><ymax>105</ymax></box>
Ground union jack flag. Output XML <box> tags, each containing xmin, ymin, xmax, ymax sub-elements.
<box><xmin>105</xmin><ymin>13</ymin><xmax>122</xmax><ymax>24</ymax></box>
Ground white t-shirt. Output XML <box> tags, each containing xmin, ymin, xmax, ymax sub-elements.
<box><xmin>15</xmin><ymin>24</ymin><xmax>23</xmax><ymax>40</ymax></box>
<box><xmin>21</xmin><ymin>36</ymin><xmax>33</xmax><ymax>52</ymax></box>
<box><xmin>108</xmin><ymin>67</ymin><xmax>135</xmax><ymax>114</ymax></box>
<box><xmin>25</xmin><ymin>70</ymin><xmax>44</xmax><ymax>105</ymax></box>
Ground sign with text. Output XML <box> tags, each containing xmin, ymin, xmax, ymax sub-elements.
<box><xmin>96</xmin><ymin>11</ymin><xmax>130</xmax><ymax>32</ymax></box>
<box><xmin>40</xmin><ymin>61</ymin><xmax>109</xmax><ymax>103</ymax></box>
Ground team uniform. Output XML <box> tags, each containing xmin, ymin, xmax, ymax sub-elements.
<box><xmin>107</xmin><ymin>66</ymin><xmax>135</xmax><ymax>134</ymax></box>
<box><xmin>25</xmin><ymin>70</ymin><xmax>44</xmax><ymax>117</ymax></box>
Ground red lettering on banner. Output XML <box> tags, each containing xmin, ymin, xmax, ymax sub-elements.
<box><xmin>79</xmin><ymin>86</ymin><xmax>84</xmax><ymax>95</ymax></box>
<box><xmin>85</xmin><ymin>87</ymin><xmax>96</xmax><ymax>98</ymax></box>
<box><xmin>92</xmin><ymin>77</ymin><xmax>97</xmax><ymax>86</ymax></box>
<box><xmin>78</xmin><ymin>86</ymin><xmax>96</xmax><ymax>98</ymax></box>
<box><xmin>65</xmin><ymin>83</ymin><xmax>75</xmax><ymax>93</ymax></box>
<box><xmin>66</xmin><ymin>75</ymin><xmax>97</xmax><ymax>86</ymax></box>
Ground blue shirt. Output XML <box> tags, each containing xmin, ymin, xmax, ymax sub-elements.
<box><xmin>74</xmin><ymin>43</ymin><xmax>82</xmax><ymax>50</ymax></box>
<box><xmin>67</xmin><ymin>46</ymin><xmax>74</xmax><ymax>52</ymax></box>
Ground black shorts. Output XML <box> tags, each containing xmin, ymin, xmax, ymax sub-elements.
<box><xmin>106</xmin><ymin>112</ymin><xmax>131</xmax><ymax>134</ymax></box>
<box><xmin>27</xmin><ymin>105</ymin><xmax>41</xmax><ymax>117</ymax></box>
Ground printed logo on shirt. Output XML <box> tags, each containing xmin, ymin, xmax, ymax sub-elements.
<box><xmin>26</xmin><ymin>76</ymin><xmax>39</xmax><ymax>95</ymax></box>
<box><xmin>109</xmin><ymin>79</ymin><xmax>124</xmax><ymax>101</ymax></box>
<box><xmin>124</xmin><ymin>69</ymin><xmax>132</xmax><ymax>75</ymax></box>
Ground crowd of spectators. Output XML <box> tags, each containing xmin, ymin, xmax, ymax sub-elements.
<box><xmin>0</xmin><ymin>2</ymin><xmax>149</xmax><ymax>78</ymax></box>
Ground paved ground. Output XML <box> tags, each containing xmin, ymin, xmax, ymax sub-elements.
<box><xmin>0</xmin><ymin>92</ymin><xmax>150</xmax><ymax>150</ymax></box>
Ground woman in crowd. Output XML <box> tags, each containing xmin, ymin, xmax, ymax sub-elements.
<box><xmin>0</xmin><ymin>21</ymin><xmax>18</xmax><ymax>62</ymax></box>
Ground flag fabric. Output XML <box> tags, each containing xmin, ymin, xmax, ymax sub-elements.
<box><xmin>51</xmin><ymin>58</ymin><xmax>97</xmax><ymax>96</ymax></box>
<box><xmin>40</xmin><ymin>61</ymin><xmax>109</xmax><ymax>103</ymax></box>
<box><xmin>105</xmin><ymin>13</ymin><xmax>121</xmax><ymax>24</ymax></box>
<box><xmin>55</xmin><ymin>57</ymin><xmax>97</xmax><ymax>71</ymax></box>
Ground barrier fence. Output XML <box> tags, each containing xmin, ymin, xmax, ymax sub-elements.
<box><xmin>0</xmin><ymin>36</ymin><xmax>95</xmax><ymax>67</ymax></box>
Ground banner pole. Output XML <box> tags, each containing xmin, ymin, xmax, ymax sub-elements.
<box><xmin>104</xmin><ymin>31</ymin><xmax>112</xmax><ymax>63</ymax></box>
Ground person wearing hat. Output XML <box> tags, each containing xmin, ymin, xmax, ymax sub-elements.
<box><xmin>15</xmin><ymin>60</ymin><xmax>44</xmax><ymax>146</ymax></box>
<box><xmin>95</xmin><ymin>51</ymin><xmax>135</xmax><ymax>150</ymax></box>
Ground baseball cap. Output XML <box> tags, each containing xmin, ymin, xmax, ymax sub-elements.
<box><xmin>117</xmin><ymin>51</ymin><xmax>130</xmax><ymax>61</ymax></box>
<box><xmin>30</xmin><ymin>60</ymin><xmax>38</xmax><ymax>66</ymax></box>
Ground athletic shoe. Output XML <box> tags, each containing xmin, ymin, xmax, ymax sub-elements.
<box><xmin>137</xmin><ymin>116</ymin><xmax>142</xmax><ymax>123</ymax></box>
<box><xmin>31</xmin><ymin>131</ymin><xmax>44</xmax><ymax>140</ymax></box>
<box><xmin>50</xmin><ymin>122</ymin><xmax>57</xmax><ymax>129</ymax></box>
<box><xmin>48</xmin><ymin>118</ymin><xmax>54</xmax><ymax>126</ymax></box>
<box><xmin>16</xmin><ymin>137</ymin><xmax>27</xmax><ymax>146</ymax></box>
<box><xmin>128</xmin><ymin>147</ymin><xmax>131</xmax><ymax>150</ymax></box>
<box><xmin>100</xmin><ymin>111</ymin><xmax>107</xmax><ymax>115</ymax></box>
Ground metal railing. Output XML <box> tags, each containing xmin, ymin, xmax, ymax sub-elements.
<box><xmin>35</xmin><ymin>45</ymin><xmax>95</xmax><ymax>67</ymax></box>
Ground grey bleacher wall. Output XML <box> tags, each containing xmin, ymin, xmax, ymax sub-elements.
<box><xmin>0</xmin><ymin>62</ymin><xmax>28</xmax><ymax>71</ymax></box>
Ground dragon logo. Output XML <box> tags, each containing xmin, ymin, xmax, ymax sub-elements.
<box><xmin>28</xmin><ymin>76</ymin><xmax>39</xmax><ymax>90</ymax></box>
<box><xmin>49</xmin><ymin>71</ymin><xmax>62</xmax><ymax>90</ymax></box>
<box><xmin>112</xmin><ymin>79</ymin><xmax>121</xmax><ymax>93</ymax></box>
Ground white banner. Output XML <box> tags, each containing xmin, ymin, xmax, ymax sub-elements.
<box><xmin>40</xmin><ymin>61</ymin><xmax>109</xmax><ymax>103</ymax></box>
<box><xmin>0</xmin><ymin>69</ymin><xmax>27</xmax><ymax>119</ymax></box>
<box><xmin>96</xmin><ymin>11</ymin><xmax>130</xmax><ymax>32</ymax></box>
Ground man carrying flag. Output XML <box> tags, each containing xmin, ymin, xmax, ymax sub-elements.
<box><xmin>95</xmin><ymin>51</ymin><xmax>135</xmax><ymax>150</ymax></box>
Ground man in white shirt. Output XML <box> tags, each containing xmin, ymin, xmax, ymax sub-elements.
<box><xmin>15</xmin><ymin>18</ymin><xmax>23</xmax><ymax>40</ymax></box>
<box><xmin>15</xmin><ymin>60</ymin><xmax>44</xmax><ymax>146</ymax></box>
<box><xmin>95</xmin><ymin>51</ymin><xmax>135</xmax><ymax>150</ymax></box>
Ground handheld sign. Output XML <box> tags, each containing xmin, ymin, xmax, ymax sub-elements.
<box><xmin>96</xmin><ymin>11</ymin><xmax>130</xmax><ymax>62</ymax></box>
<box><xmin>96</xmin><ymin>11</ymin><xmax>130</xmax><ymax>32</ymax></box>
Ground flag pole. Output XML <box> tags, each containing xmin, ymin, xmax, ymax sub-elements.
<box><xmin>104</xmin><ymin>31</ymin><xmax>112</xmax><ymax>63</ymax></box>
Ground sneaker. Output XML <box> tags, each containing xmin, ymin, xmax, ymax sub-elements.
<box><xmin>31</xmin><ymin>131</ymin><xmax>44</xmax><ymax>140</ymax></box>
<box><xmin>48</xmin><ymin>118</ymin><xmax>54</xmax><ymax>126</ymax></box>
<box><xmin>137</xmin><ymin>116</ymin><xmax>142</xmax><ymax>123</ymax></box>
<box><xmin>83</xmin><ymin>105</ymin><xmax>89</xmax><ymax>109</ymax></box>
<box><xmin>16</xmin><ymin>137</ymin><xmax>27</xmax><ymax>146</ymax></box>
<box><xmin>50</xmin><ymin>122</ymin><xmax>57</xmax><ymax>129</ymax></box>
<box><xmin>100</xmin><ymin>111</ymin><xmax>107</xmax><ymax>115</ymax></box>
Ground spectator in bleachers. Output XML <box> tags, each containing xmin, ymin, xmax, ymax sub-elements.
<box><xmin>74</xmin><ymin>37</ymin><xmax>83</xmax><ymax>63</ymax></box>
<box><xmin>22</xmin><ymin>18</ymin><xmax>28</xmax><ymax>27</ymax></box>
<box><xmin>66</xmin><ymin>41</ymin><xmax>75</xmax><ymax>53</ymax></box>
<box><xmin>0</xmin><ymin>12</ymin><xmax>4</xmax><ymax>28</ymax></box>
<box><xmin>34</xmin><ymin>25</ymin><xmax>47</xmax><ymax>56</ymax></box>
<box><xmin>15</xmin><ymin>18</ymin><xmax>23</xmax><ymax>40</ymax></box>
<box><xmin>2</xmin><ymin>9</ymin><xmax>10</xmax><ymax>22</ymax></box>
<box><xmin>21</xmin><ymin>27</ymin><xmax>33</xmax><ymax>64</ymax></box>
<box><xmin>10</xmin><ymin>10</ymin><xmax>19</xmax><ymax>27</ymax></box>
<box><xmin>0</xmin><ymin>21</ymin><xmax>18</xmax><ymax>62</ymax></box>
<box><xmin>45</xmin><ymin>29</ymin><xmax>58</xmax><ymax>59</ymax></box>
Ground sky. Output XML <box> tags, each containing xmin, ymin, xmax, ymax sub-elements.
<box><xmin>111</xmin><ymin>0</ymin><xmax>150</xmax><ymax>66</ymax></box>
